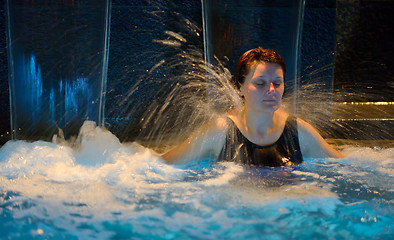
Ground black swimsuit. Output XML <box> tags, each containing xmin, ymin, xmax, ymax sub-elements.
<box><xmin>218</xmin><ymin>116</ymin><xmax>303</xmax><ymax>167</ymax></box>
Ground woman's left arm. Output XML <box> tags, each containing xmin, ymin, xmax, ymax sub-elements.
<box><xmin>297</xmin><ymin>118</ymin><xmax>344</xmax><ymax>158</ymax></box>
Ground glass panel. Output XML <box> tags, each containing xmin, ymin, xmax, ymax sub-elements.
<box><xmin>202</xmin><ymin>0</ymin><xmax>305</xmax><ymax>113</ymax></box>
<box><xmin>6</xmin><ymin>0</ymin><xmax>111</xmax><ymax>140</ymax></box>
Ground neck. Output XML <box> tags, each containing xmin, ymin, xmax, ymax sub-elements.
<box><xmin>242</xmin><ymin>106</ymin><xmax>277</xmax><ymax>136</ymax></box>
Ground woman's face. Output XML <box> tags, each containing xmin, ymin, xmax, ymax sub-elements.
<box><xmin>239</xmin><ymin>62</ymin><xmax>284</xmax><ymax>113</ymax></box>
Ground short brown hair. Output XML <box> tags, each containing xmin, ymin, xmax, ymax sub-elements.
<box><xmin>234</xmin><ymin>47</ymin><xmax>286</xmax><ymax>90</ymax></box>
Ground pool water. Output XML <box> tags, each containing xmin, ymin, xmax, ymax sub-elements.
<box><xmin>0</xmin><ymin>122</ymin><xmax>392</xmax><ymax>239</ymax></box>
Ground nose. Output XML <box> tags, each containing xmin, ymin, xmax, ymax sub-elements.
<box><xmin>267</xmin><ymin>82</ymin><xmax>275</xmax><ymax>94</ymax></box>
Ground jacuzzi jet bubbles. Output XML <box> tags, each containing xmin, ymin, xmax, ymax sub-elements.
<box><xmin>0</xmin><ymin>124</ymin><xmax>393</xmax><ymax>238</ymax></box>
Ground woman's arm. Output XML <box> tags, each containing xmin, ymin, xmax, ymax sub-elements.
<box><xmin>297</xmin><ymin>118</ymin><xmax>344</xmax><ymax>158</ymax></box>
<box><xmin>162</xmin><ymin>118</ymin><xmax>228</xmax><ymax>164</ymax></box>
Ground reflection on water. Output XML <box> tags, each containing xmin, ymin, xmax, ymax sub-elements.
<box><xmin>0</xmin><ymin>122</ymin><xmax>392</xmax><ymax>239</ymax></box>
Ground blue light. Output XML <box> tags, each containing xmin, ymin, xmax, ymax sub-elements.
<box><xmin>50</xmin><ymin>89</ymin><xmax>55</xmax><ymax>123</ymax></box>
<box><xmin>64</xmin><ymin>77</ymin><xmax>90</xmax><ymax>123</ymax></box>
<box><xmin>22</xmin><ymin>53</ymin><xmax>43</xmax><ymax>125</ymax></box>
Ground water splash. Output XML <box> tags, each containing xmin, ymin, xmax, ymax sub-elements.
<box><xmin>107</xmin><ymin>29</ymin><xmax>242</xmax><ymax>152</ymax></box>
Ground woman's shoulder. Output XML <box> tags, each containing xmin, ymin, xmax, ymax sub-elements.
<box><xmin>295</xmin><ymin>117</ymin><xmax>344</xmax><ymax>158</ymax></box>
<box><xmin>295</xmin><ymin>117</ymin><xmax>323</xmax><ymax>144</ymax></box>
<box><xmin>200</xmin><ymin>117</ymin><xmax>230</xmax><ymax>136</ymax></box>
<box><xmin>296</xmin><ymin>118</ymin><xmax>318</xmax><ymax>136</ymax></box>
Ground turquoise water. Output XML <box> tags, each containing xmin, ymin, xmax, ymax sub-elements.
<box><xmin>0</xmin><ymin>122</ymin><xmax>392</xmax><ymax>239</ymax></box>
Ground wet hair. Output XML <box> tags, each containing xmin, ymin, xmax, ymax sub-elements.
<box><xmin>234</xmin><ymin>47</ymin><xmax>286</xmax><ymax>90</ymax></box>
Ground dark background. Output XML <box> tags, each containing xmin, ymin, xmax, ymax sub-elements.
<box><xmin>0</xmin><ymin>0</ymin><xmax>393</xmax><ymax>145</ymax></box>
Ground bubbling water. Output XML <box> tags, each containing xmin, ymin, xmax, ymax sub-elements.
<box><xmin>0</xmin><ymin>121</ymin><xmax>393</xmax><ymax>239</ymax></box>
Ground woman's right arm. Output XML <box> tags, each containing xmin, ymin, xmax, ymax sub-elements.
<box><xmin>162</xmin><ymin>118</ymin><xmax>228</xmax><ymax>164</ymax></box>
<box><xmin>297</xmin><ymin>118</ymin><xmax>344</xmax><ymax>158</ymax></box>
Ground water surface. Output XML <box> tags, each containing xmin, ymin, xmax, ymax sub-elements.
<box><xmin>0</xmin><ymin>122</ymin><xmax>392</xmax><ymax>239</ymax></box>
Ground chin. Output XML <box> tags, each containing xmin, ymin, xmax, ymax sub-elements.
<box><xmin>264</xmin><ymin>107</ymin><xmax>279</xmax><ymax>113</ymax></box>
<box><xmin>261</xmin><ymin>101</ymin><xmax>280</xmax><ymax>111</ymax></box>
<box><xmin>260</xmin><ymin>104</ymin><xmax>280</xmax><ymax>113</ymax></box>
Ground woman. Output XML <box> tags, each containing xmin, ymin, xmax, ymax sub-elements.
<box><xmin>162</xmin><ymin>47</ymin><xmax>343</xmax><ymax>165</ymax></box>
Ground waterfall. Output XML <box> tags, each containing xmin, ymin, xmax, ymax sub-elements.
<box><xmin>6</xmin><ymin>0</ymin><xmax>111</xmax><ymax>141</ymax></box>
<box><xmin>201</xmin><ymin>0</ymin><xmax>305</xmax><ymax>114</ymax></box>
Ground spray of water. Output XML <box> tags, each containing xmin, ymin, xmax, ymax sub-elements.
<box><xmin>105</xmin><ymin>2</ymin><xmax>244</xmax><ymax>152</ymax></box>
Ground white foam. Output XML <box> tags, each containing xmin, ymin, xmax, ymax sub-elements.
<box><xmin>292</xmin><ymin>170</ymin><xmax>321</xmax><ymax>179</ymax></box>
<box><xmin>300</xmin><ymin>146</ymin><xmax>394</xmax><ymax>192</ymax></box>
<box><xmin>198</xmin><ymin>162</ymin><xmax>244</xmax><ymax>187</ymax></box>
<box><xmin>0</xmin><ymin>123</ymin><xmax>392</xmax><ymax>238</ymax></box>
<box><xmin>0</xmin><ymin>140</ymin><xmax>75</xmax><ymax>178</ymax></box>
<box><xmin>0</xmin><ymin>122</ymin><xmax>242</xmax><ymax>206</ymax></box>
<box><xmin>341</xmin><ymin>146</ymin><xmax>394</xmax><ymax>176</ymax></box>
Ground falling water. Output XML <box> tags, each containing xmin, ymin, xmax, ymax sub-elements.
<box><xmin>6</xmin><ymin>0</ymin><xmax>111</xmax><ymax>141</ymax></box>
